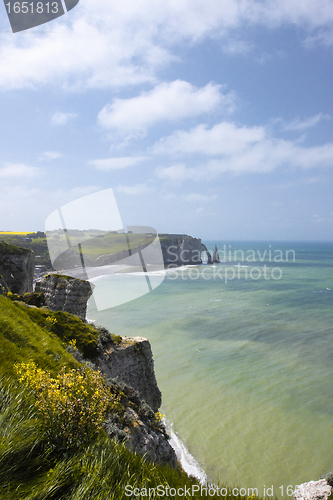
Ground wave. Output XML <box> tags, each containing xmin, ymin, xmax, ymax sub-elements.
<box><xmin>164</xmin><ymin>419</ymin><xmax>207</xmax><ymax>485</ymax></box>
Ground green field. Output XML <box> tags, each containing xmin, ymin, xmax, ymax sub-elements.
<box><xmin>0</xmin><ymin>231</ymin><xmax>156</xmax><ymax>270</ymax></box>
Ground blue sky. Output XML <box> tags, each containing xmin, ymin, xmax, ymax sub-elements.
<box><xmin>0</xmin><ymin>0</ymin><xmax>333</xmax><ymax>240</ymax></box>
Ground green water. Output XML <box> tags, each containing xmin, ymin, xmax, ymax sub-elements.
<box><xmin>88</xmin><ymin>242</ymin><xmax>333</xmax><ymax>496</ymax></box>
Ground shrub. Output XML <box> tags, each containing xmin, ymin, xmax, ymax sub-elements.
<box><xmin>14</xmin><ymin>361</ymin><xmax>116</xmax><ymax>451</ymax></box>
<box><xmin>6</xmin><ymin>291</ymin><xmax>46</xmax><ymax>307</ymax></box>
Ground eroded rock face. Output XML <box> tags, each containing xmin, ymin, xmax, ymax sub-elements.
<box><xmin>0</xmin><ymin>275</ymin><xmax>9</xmax><ymax>295</ymax></box>
<box><xmin>159</xmin><ymin>234</ymin><xmax>203</xmax><ymax>268</ymax></box>
<box><xmin>0</xmin><ymin>243</ymin><xmax>35</xmax><ymax>294</ymax></box>
<box><xmin>212</xmin><ymin>245</ymin><xmax>220</xmax><ymax>263</ymax></box>
<box><xmin>104</xmin><ymin>404</ymin><xmax>177</xmax><ymax>468</ymax></box>
<box><xmin>294</xmin><ymin>480</ymin><xmax>332</xmax><ymax>500</ymax></box>
<box><xmin>96</xmin><ymin>336</ymin><xmax>162</xmax><ymax>412</ymax></box>
<box><xmin>34</xmin><ymin>274</ymin><xmax>93</xmax><ymax>320</ymax></box>
<box><xmin>122</xmin><ymin>407</ymin><xmax>177</xmax><ymax>467</ymax></box>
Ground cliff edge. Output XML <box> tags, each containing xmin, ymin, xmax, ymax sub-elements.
<box><xmin>35</xmin><ymin>274</ymin><xmax>94</xmax><ymax>321</ymax></box>
<box><xmin>159</xmin><ymin>234</ymin><xmax>203</xmax><ymax>267</ymax></box>
<box><xmin>95</xmin><ymin>336</ymin><xmax>162</xmax><ymax>412</ymax></box>
<box><xmin>0</xmin><ymin>242</ymin><xmax>35</xmax><ymax>295</ymax></box>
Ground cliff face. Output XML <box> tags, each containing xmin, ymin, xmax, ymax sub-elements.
<box><xmin>95</xmin><ymin>336</ymin><xmax>162</xmax><ymax>412</ymax></box>
<box><xmin>212</xmin><ymin>244</ymin><xmax>221</xmax><ymax>263</ymax></box>
<box><xmin>35</xmin><ymin>274</ymin><xmax>93</xmax><ymax>321</ymax></box>
<box><xmin>159</xmin><ymin>234</ymin><xmax>203</xmax><ymax>267</ymax></box>
<box><xmin>0</xmin><ymin>242</ymin><xmax>35</xmax><ymax>295</ymax></box>
<box><xmin>103</xmin><ymin>379</ymin><xmax>177</xmax><ymax>468</ymax></box>
<box><xmin>0</xmin><ymin>275</ymin><xmax>9</xmax><ymax>295</ymax></box>
<box><xmin>95</xmin><ymin>335</ymin><xmax>176</xmax><ymax>467</ymax></box>
<box><xmin>107</xmin><ymin>405</ymin><xmax>177</xmax><ymax>468</ymax></box>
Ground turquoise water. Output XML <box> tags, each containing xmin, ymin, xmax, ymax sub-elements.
<box><xmin>88</xmin><ymin>242</ymin><xmax>333</xmax><ymax>496</ymax></box>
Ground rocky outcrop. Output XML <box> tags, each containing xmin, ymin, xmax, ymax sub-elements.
<box><xmin>76</xmin><ymin>328</ymin><xmax>175</xmax><ymax>466</ymax></box>
<box><xmin>123</xmin><ymin>408</ymin><xmax>177</xmax><ymax>467</ymax></box>
<box><xmin>0</xmin><ymin>275</ymin><xmax>9</xmax><ymax>295</ymax></box>
<box><xmin>95</xmin><ymin>336</ymin><xmax>162</xmax><ymax>412</ymax></box>
<box><xmin>0</xmin><ymin>242</ymin><xmax>35</xmax><ymax>294</ymax></box>
<box><xmin>104</xmin><ymin>387</ymin><xmax>177</xmax><ymax>467</ymax></box>
<box><xmin>35</xmin><ymin>274</ymin><xmax>93</xmax><ymax>320</ymax></box>
<box><xmin>212</xmin><ymin>245</ymin><xmax>220</xmax><ymax>263</ymax></box>
<box><xmin>159</xmin><ymin>234</ymin><xmax>203</xmax><ymax>268</ymax></box>
<box><xmin>201</xmin><ymin>243</ymin><xmax>212</xmax><ymax>264</ymax></box>
<box><xmin>294</xmin><ymin>480</ymin><xmax>332</xmax><ymax>500</ymax></box>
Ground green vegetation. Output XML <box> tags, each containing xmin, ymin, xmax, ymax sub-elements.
<box><xmin>22</xmin><ymin>306</ymin><xmax>99</xmax><ymax>359</ymax></box>
<box><xmin>6</xmin><ymin>291</ymin><xmax>46</xmax><ymax>307</ymax></box>
<box><xmin>0</xmin><ymin>294</ymin><xmax>263</xmax><ymax>499</ymax></box>
<box><xmin>15</xmin><ymin>361</ymin><xmax>113</xmax><ymax>451</ymax></box>
<box><xmin>51</xmin><ymin>230</ymin><xmax>155</xmax><ymax>269</ymax></box>
<box><xmin>78</xmin><ymin>232</ymin><xmax>154</xmax><ymax>257</ymax></box>
<box><xmin>0</xmin><ymin>241</ymin><xmax>29</xmax><ymax>256</ymax></box>
<box><xmin>0</xmin><ymin>230</ymin><xmax>157</xmax><ymax>271</ymax></box>
<box><xmin>0</xmin><ymin>383</ymin><xmax>218</xmax><ymax>500</ymax></box>
<box><xmin>0</xmin><ymin>296</ymin><xmax>78</xmax><ymax>379</ymax></box>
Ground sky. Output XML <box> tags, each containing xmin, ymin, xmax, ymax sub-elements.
<box><xmin>0</xmin><ymin>0</ymin><xmax>333</xmax><ymax>241</ymax></box>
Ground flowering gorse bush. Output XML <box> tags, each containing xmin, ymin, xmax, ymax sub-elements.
<box><xmin>44</xmin><ymin>316</ymin><xmax>57</xmax><ymax>330</ymax></box>
<box><xmin>14</xmin><ymin>361</ymin><xmax>114</xmax><ymax>450</ymax></box>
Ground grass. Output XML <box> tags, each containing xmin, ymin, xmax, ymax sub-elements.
<box><xmin>0</xmin><ymin>296</ymin><xmax>78</xmax><ymax>380</ymax></box>
<box><xmin>0</xmin><ymin>241</ymin><xmax>31</xmax><ymax>256</ymax></box>
<box><xmin>0</xmin><ymin>382</ymin><xmax>258</xmax><ymax>500</ymax></box>
<box><xmin>23</xmin><ymin>306</ymin><xmax>99</xmax><ymax>358</ymax></box>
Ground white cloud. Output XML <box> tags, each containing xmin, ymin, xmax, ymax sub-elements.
<box><xmin>221</xmin><ymin>39</ymin><xmax>255</xmax><ymax>55</ymax></box>
<box><xmin>98</xmin><ymin>81</ymin><xmax>232</xmax><ymax>137</ymax></box>
<box><xmin>67</xmin><ymin>186</ymin><xmax>101</xmax><ymax>198</ymax></box>
<box><xmin>117</xmin><ymin>183</ymin><xmax>150</xmax><ymax>195</ymax></box>
<box><xmin>38</xmin><ymin>151</ymin><xmax>63</xmax><ymax>161</ymax></box>
<box><xmin>154</xmin><ymin>122</ymin><xmax>333</xmax><ymax>181</ymax></box>
<box><xmin>283</xmin><ymin>113</ymin><xmax>331</xmax><ymax>131</ymax></box>
<box><xmin>242</xmin><ymin>0</ymin><xmax>333</xmax><ymax>28</ymax></box>
<box><xmin>155</xmin><ymin>163</ymin><xmax>200</xmax><ymax>182</ymax></box>
<box><xmin>0</xmin><ymin>162</ymin><xmax>40</xmax><ymax>178</ymax></box>
<box><xmin>88</xmin><ymin>157</ymin><xmax>147</xmax><ymax>171</ymax></box>
<box><xmin>51</xmin><ymin>112</ymin><xmax>78</xmax><ymax>126</ymax></box>
<box><xmin>0</xmin><ymin>10</ymin><xmax>168</xmax><ymax>91</ymax></box>
<box><xmin>152</xmin><ymin>122</ymin><xmax>265</xmax><ymax>156</ymax></box>
<box><xmin>0</xmin><ymin>0</ymin><xmax>333</xmax><ymax>90</ymax></box>
<box><xmin>304</xmin><ymin>29</ymin><xmax>333</xmax><ymax>48</ymax></box>
<box><xmin>204</xmin><ymin>140</ymin><xmax>333</xmax><ymax>174</ymax></box>
<box><xmin>184</xmin><ymin>193</ymin><xmax>217</xmax><ymax>202</ymax></box>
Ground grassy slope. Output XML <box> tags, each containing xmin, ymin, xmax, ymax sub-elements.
<box><xmin>0</xmin><ymin>296</ymin><xmax>78</xmax><ymax>380</ymax></box>
<box><xmin>0</xmin><ymin>241</ymin><xmax>30</xmax><ymax>256</ymax></box>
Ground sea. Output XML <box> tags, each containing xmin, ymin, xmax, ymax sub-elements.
<box><xmin>87</xmin><ymin>241</ymin><xmax>333</xmax><ymax>497</ymax></box>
